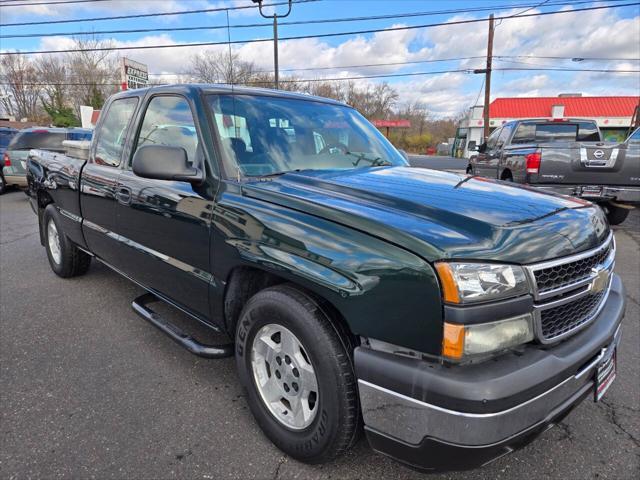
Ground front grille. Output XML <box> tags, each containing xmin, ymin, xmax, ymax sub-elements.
<box><xmin>540</xmin><ymin>290</ymin><xmax>606</xmax><ymax>340</ymax></box>
<box><xmin>527</xmin><ymin>234</ymin><xmax>614</xmax><ymax>343</ymax></box>
<box><xmin>534</xmin><ymin>242</ymin><xmax>612</xmax><ymax>293</ymax></box>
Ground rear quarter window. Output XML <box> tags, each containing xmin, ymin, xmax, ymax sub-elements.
<box><xmin>8</xmin><ymin>131</ymin><xmax>66</xmax><ymax>151</ymax></box>
<box><xmin>512</xmin><ymin>122</ymin><xmax>600</xmax><ymax>144</ymax></box>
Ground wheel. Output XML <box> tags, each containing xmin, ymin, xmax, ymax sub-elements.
<box><xmin>466</xmin><ymin>165</ymin><xmax>473</xmax><ymax>175</ymax></box>
<box><xmin>235</xmin><ymin>284</ymin><xmax>360</xmax><ymax>464</ymax></box>
<box><xmin>501</xmin><ymin>171</ymin><xmax>513</xmax><ymax>182</ymax></box>
<box><xmin>43</xmin><ymin>205</ymin><xmax>92</xmax><ymax>277</ymax></box>
<box><xmin>604</xmin><ymin>203</ymin><xmax>630</xmax><ymax>225</ymax></box>
<box><xmin>0</xmin><ymin>174</ymin><xmax>6</xmax><ymax>195</ymax></box>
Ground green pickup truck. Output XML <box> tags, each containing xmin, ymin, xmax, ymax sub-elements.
<box><xmin>26</xmin><ymin>85</ymin><xmax>625</xmax><ymax>471</ymax></box>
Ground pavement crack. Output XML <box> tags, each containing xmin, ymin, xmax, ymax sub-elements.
<box><xmin>272</xmin><ymin>456</ymin><xmax>287</xmax><ymax>480</ymax></box>
<box><xmin>0</xmin><ymin>230</ymin><xmax>39</xmax><ymax>246</ymax></box>
<box><xmin>556</xmin><ymin>422</ymin><xmax>574</xmax><ymax>442</ymax></box>
<box><xmin>597</xmin><ymin>399</ymin><xmax>640</xmax><ymax>448</ymax></box>
<box><xmin>624</xmin><ymin>293</ymin><xmax>640</xmax><ymax>309</ymax></box>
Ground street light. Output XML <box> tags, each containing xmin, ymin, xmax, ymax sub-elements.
<box><xmin>252</xmin><ymin>0</ymin><xmax>293</xmax><ymax>89</ymax></box>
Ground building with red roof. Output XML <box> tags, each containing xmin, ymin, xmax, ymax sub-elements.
<box><xmin>455</xmin><ymin>94</ymin><xmax>639</xmax><ymax>158</ymax></box>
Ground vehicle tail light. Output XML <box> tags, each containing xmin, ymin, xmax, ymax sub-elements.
<box><xmin>2</xmin><ymin>152</ymin><xmax>10</xmax><ymax>166</ymax></box>
<box><xmin>526</xmin><ymin>151</ymin><xmax>541</xmax><ymax>174</ymax></box>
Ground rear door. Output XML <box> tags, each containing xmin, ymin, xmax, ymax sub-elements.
<box><xmin>81</xmin><ymin>96</ymin><xmax>139</xmax><ymax>262</ymax></box>
<box><xmin>113</xmin><ymin>94</ymin><xmax>213</xmax><ymax>319</ymax></box>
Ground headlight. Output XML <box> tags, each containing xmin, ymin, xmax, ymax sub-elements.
<box><xmin>435</xmin><ymin>262</ymin><xmax>529</xmax><ymax>304</ymax></box>
<box><xmin>442</xmin><ymin>314</ymin><xmax>534</xmax><ymax>360</ymax></box>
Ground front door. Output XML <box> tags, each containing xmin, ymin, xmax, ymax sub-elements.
<box><xmin>81</xmin><ymin>96</ymin><xmax>139</xmax><ymax>263</ymax></box>
<box><xmin>113</xmin><ymin>95</ymin><xmax>213</xmax><ymax>319</ymax></box>
<box><xmin>474</xmin><ymin>126</ymin><xmax>502</xmax><ymax>178</ymax></box>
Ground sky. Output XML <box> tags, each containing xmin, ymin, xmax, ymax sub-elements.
<box><xmin>1</xmin><ymin>0</ymin><xmax>639</xmax><ymax>117</ymax></box>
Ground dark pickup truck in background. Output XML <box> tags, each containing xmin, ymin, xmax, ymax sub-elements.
<box><xmin>26</xmin><ymin>85</ymin><xmax>625</xmax><ymax>471</ymax></box>
<box><xmin>468</xmin><ymin>119</ymin><xmax>640</xmax><ymax>225</ymax></box>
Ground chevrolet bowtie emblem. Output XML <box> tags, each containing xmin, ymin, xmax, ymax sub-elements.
<box><xmin>591</xmin><ymin>267</ymin><xmax>610</xmax><ymax>293</ymax></box>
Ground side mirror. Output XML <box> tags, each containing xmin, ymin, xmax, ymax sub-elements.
<box><xmin>477</xmin><ymin>142</ymin><xmax>487</xmax><ymax>153</ymax></box>
<box><xmin>397</xmin><ymin>149</ymin><xmax>409</xmax><ymax>161</ymax></box>
<box><xmin>132</xmin><ymin>145</ymin><xmax>203</xmax><ymax>183</ymax></box>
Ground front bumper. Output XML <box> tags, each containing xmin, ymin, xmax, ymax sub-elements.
<box><xmin>355</xmin><ymin>274</ymin><xmax>625</xmax><ymax>471</ymax></box>
<box><xmin>535</xmin><ymin>185</ymin><xmax>640</xmax><ymax>204</ymax></box>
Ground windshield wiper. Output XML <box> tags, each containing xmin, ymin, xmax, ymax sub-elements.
<box><xmin>253</xmin><ymin>168</ymin><xmax>310</xmax><ymax>180</ymax></box>
<box><xmin>346</xmin><ymin>151</ymin><xmax>392</xmax><ymax>167</ymax></box>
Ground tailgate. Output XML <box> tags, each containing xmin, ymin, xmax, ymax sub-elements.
<box><xmin>537</xmin><ymin>142</ymin><xmax>634</xmax><ymax>187</ymax></box>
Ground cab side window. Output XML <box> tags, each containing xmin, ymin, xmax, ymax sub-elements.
<box><xmin>497</xmin><ymin>124</ymin><xmax>513</xmax><ymax>148</ymax></box>
<box><xmin>486</xmin><ymin>127</ymin><xmax>502</xmax><ymax>150</ymax></box>
<box><xmin>134</xmin><ymin>96</ymin><xmax>199</xmax><ymax>167</ymax></box>
<box><xmin>93</xmin><ymin>97</ymin><xmax>138</xmax><ymax>167</ymax></box>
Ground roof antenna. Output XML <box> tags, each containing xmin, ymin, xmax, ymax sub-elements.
<box><xmin>226</xmin><ymin>9</ymin><xmax>234</xmax><ymax>89</ymax></box>
<box><xmin>226</xmin><ymin>7</ymin><xmax>241</xmax><ymax>183</ymax></box>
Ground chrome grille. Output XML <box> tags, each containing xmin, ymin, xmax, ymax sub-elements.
<box><xmin>526</xmin><ymin>233</ymin><xmax>614</xmax><ymax>343</ymax></box>
<box><xmin>534</xmin><ymin>242</ymin><xmax>612</xmax><ymax>293</ymax></box>
<box><xmin>539</xmin><ymin>290</ymin><xmax>606</xmax><ymax>339</ymax></box>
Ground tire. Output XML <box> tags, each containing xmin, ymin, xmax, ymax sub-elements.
<box><xmin>501</xmin><ymin>171</ymin><xmax>513</xmax><ymax>182</ymax></box>
<box><xmin>43</xmin><ymin>205</ymin><xmax>92</xmax><ymax>278</ymax></box>
<box><xmin>0</xmin><ymin>174</ymin><xmax>6</xmax><ymax>195</ymax></box>
<box><xmin>235</xmin><ymin>284</ymin><xmax>360</xmax><ymax>464</ymax></box>
<box><xmin>604</xmin><ymin>204</ymin><xmax>630</xmax><ymax>226</ymax></box>
<box><xmin>466</xmin><ymin>165</ymin><xmax>473</xmax><ymax>175</ymax></box>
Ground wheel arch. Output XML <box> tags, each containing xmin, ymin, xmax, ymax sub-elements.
<box><xmin>37</xmin><ymin>192</ymin><xmax>55</xmax><ymax>246</ymax></box>
<box><xmin>500</xmin><ymin>168</ymin><xmax>513</xmax><ymax>181</ymax></box>
<box><xmin>223</xmin><ymin>265</ymin><xmax>357</xmax><ymax>350</ymax></box>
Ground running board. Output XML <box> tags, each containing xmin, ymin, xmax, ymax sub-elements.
<box><xmin>131</xmin><ymin>292</ymin><xmax>234</xmax><ymax>359</ymax></box>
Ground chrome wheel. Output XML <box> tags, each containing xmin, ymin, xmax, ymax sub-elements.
<box><xmin>47</xmin><ymin>219</ymin><xmax>62</xmax><ymax>265</ymax></box>
<box><xmin>251</xmin><ymin>323</ymin><xmax>319</xmax><ymax>430</ymax></box>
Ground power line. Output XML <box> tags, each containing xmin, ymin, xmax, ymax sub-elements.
<box><xmin>27</xmin><ymin>54</ymin><xmax>640</xmax><ymax>79</ymax></box>
<box><xmin>0</xmin><ymin>0</ymin><xmax>611</xmax><ymax>37</ymax></box>
<box><xmin>0</xmin><ymin>0</ymin><xmax>111</xmax><ymax>6</ymax></box>
<box><xmin>2</xmin><ymin>66</ymin><xmax>638</xmax><ymax>87</ymax></box>
<box><xmin>497</xmin><ymin>54</ymin><xmax>640</xmax><ymax>61</ymax></box>
<box><xmin>2</xmin><ymin>2</ymin><xmax>638</xmax><ymax>56</ymax></box>
<box><xmin>0</xmin><ymin>0</ymin><xmax>318</xmax><ymax>27</ymax></box>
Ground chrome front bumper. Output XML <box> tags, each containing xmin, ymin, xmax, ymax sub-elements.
<box><xmin>359</xmin><ymin>324</ymin><xmax>621</xmax><ymax>446</ymax></box>
<box><xmin>355</xmin><ymin>273</ymin><xmax>625</xmax><ymax>471</ymax></box>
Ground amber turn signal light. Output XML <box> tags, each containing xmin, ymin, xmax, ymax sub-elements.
<box><xmin>442</xmin><ymin>322</ymin><xmax>465</xmax><ymax>360</ymax></box>
<box><xmin>435</xmin><ymin>262</ymin><xmax>460</xmax><ymax>304</ymax></box>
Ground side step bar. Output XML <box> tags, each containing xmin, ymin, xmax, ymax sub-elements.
<box><xmin>131</xmin><ymin>292</ymin><xmax>234</xmax><ymax>359</ymax></box>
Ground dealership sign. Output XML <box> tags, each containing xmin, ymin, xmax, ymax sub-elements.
<box><xmin>121</xmin><ymin>57</ymin><xmax>149</xmax><ymax>91</ymax></box>
<box><xmin>372</xmin><ymin>119</ymin><xmax>411</xmax><ymax>128</ymax></box>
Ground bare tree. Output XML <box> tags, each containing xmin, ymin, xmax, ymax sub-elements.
<box><xmin>189</xmin><ymin>50</ymin><xmax>258</xmax><ymax>85</ymax></box>
<box><xmin>65</xmin><ymin>36</ymin><xmax>119</xmax><ymax>114</ymax></box>
<box><xmin>0</xmin><ymin>53</ymin><xmax>41</xmax><ymax>120</ymax></box>
<box><xmin>36</xmin><ymin>56</ymin><xmax>68</xmax><ymax>111</ymax></box>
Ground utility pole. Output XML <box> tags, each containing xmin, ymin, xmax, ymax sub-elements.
<box><xmin>253</xmin><ymin>0</ymin><xmax>292</xmax><ymax>90</ymax></box>
<box><xmin>483</xmin><ymin>14</ymin><xmax>495</xmax><ymax>140</ymax></box>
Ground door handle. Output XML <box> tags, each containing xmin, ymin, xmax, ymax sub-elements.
<box><xmin>116</xmin><ymin>187</ymin><xmax>131</xmax><ymax>204</ymax></box>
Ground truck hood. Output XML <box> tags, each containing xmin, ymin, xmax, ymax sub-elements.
<box><xmin>242</xmin><ymin>167</ymin><xmax>609</xmax><ymax>264</ymax></box>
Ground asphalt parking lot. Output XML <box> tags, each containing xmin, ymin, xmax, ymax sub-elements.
<box><xmin>1</xmin><ymin>189</ymin><xmax>638</xmax><ymax>479</ymax></box>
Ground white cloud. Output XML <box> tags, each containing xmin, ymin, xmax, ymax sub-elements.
<box><xmin>16</xmin><ymin>4</ymin><xmax>640</xmax><ymax>118</ymax></box>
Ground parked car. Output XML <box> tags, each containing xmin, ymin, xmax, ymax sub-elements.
<box><xmin>1</xmin><ymin>127</ymin><xmax>92</xmax><ymax>194</ymax></box>
<box><xmin>467</xmin><ymin>118</ymin><xmax>639</xmax><ymax>225</ymax></box>
<box><xmin>27</xmin><ymin>85</ymin><xmax>624</xmax><ymax>472</ymax></box>
<box><xmin>0</xmin><ymin>126</ymin><xmax>19</xmax><ymax>194</ymax></box>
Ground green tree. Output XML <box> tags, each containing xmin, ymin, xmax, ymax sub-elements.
<box><xmin>42</xmin><ymin>103</ymin><xmax>80</xmax><ymax>127</ymax></box>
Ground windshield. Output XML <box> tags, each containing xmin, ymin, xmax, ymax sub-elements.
<box><xmin>208</xmin><ymin>94</ymin><xmax>407</xmax><ymax>177</ymax></box>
